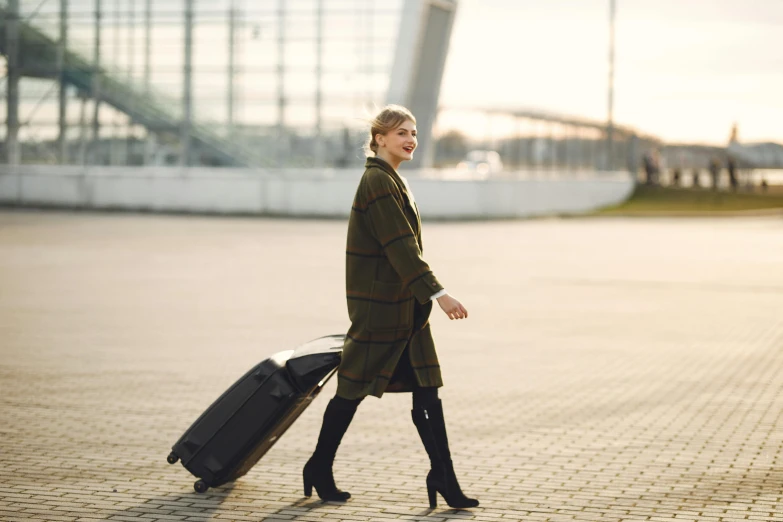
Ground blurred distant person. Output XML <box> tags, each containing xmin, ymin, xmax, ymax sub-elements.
<box><xmin>709</xmin><ymin>157</ymin><xmax>721</xmax><ymax>190</ymax></box>
<box><xmin>727</xmin><ymin>156</ymin><xmax>738</xmax><ymax>191</ymax></box>
<box><xmin>302</xmin><ymin>105</ymin><xmax>478</xmax><ymax>509</ymax></box>
<box><xmin>671</xmin><ymin>168</ymin><xmax>681</xmax><ymax>187</ymax></box>
<box><xmin>643</xmin><ymin>150</ymin><xmax>656</xmax><ymax>185</ymax></box>
<box><xmin>671</xmin><ymin>152</ymin><xmax>686</xmax><ymax>187</ymax></box>
<box><xmin>692</xmin><ymin>168</ymin><xmax>701</xmax><ymax>188</ymax></box>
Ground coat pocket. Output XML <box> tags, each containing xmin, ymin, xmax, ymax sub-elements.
<box><xmin>367</xmin><ymin>280</ymin><xmax>413</xmax><ymax>332</ymax></box>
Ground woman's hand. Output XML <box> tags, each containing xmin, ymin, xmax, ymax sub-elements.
<box><xmin>436</xmin><ymin>294</ymin><xmax>468</xmax><ymax>320</ymax></box>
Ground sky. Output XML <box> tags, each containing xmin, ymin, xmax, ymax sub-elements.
<box><xmin>440</xmin><ymin>0</ymin><xmax>783</xmax><ymax>145</ymax></box>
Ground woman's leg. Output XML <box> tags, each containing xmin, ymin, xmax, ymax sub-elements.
<box><xmin>303</xmin><ymin>394</ymin><xmax>362</xmax><ymax>501</ymax></box>
<box><xmin>412</xmin><ymin>386</ymin><xmax>439</xmax><ymax>410</ymax></box>
<box><xmin>411</xmin><ymin>387</ymin><xmax>479</xmax><ymax>509</ymax></box>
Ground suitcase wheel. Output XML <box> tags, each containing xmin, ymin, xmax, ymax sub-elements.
<box><xmin>194</xmin><ymin>480</ymin><xmax>208</xmax><ymax>494</ymax></box>
<box><xmin>166</xmin><ymin>452</ymin><xmax>179</xmax><ymax>465</ymax></box>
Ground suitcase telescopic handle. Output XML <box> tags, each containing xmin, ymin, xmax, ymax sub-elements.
<box><xmin>317</xmin><ymin>367</ymin><xmax>339</xmax><ymax>388</ymax></box>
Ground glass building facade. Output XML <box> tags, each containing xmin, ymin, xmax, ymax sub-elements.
<box><xmin>1</xmin><ymin>0</ymin><xmax>408</xmax><ymax>166</ymax></box>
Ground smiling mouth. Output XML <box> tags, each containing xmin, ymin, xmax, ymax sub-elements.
<box><xmin>403</xmin><ymin>147</ymin><xmax>414</xmax><ymax>153</ymax></box>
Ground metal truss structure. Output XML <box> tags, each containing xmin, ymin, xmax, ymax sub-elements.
<box><xmin>1</xmin><ymin>0</ymin><xmax>660</xmax><ymax>171</ymax></box>
<box><xmin>1</xmin><ymin>0</ymin><xmax>424</xmax><ymax>167</ymax></box>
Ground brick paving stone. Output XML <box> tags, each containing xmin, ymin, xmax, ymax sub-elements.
<box><xmin>137</xmin><ymin>514</ymin><xmax>188</xmax><ymax>520</ymax></box>
<box><xmin>51</xmin><ymin>507</ymin><xmax>101</xmax><ymax>513</ymax></box>
<box><xmin>1</xmin><ymin>211</ymin><xmax>783</xmax><ymax>522</ymax></box>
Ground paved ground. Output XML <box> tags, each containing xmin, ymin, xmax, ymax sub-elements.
<box><xmin>1</xmin><ymin>210</ymin><xmax>782</xmax><ymax>522</ymax></box>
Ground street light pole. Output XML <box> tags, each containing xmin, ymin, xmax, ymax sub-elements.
<box><xmin>606</xmin><ymin>0</ymin><xmax>615</xmax><ymax>170</ymax></box>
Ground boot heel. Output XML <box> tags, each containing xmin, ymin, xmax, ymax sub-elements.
<box><xmin>302</xmin><ymin>458</ymin><xmax>351</xmax><ymax>501</ymax></box>
<box><xmin>427</xmin><ymin>484</ymin><xmax>437</xmax><ymax>508</ymax></box>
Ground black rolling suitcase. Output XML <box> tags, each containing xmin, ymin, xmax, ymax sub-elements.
<box><xmin>166</xmin><ymin>334</ymin><xmax>344</xmax><ymax>493</ymax></box>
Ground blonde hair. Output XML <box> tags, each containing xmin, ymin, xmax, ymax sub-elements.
<box><xmin>364</xmin><ymin>105</ymin><xmax>417</xmax><ymax>156</ymax></box>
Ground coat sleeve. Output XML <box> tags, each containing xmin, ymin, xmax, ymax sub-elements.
<box><xmin>362</xmin><ymin>169</ymin><xmax>444</xmax><ymax>304</ymax></box>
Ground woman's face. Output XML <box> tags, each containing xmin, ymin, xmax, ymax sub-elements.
<box><xmin>377</xmin><ymin>120</ymin><xmax>417</xmax><ymax>163</ymax></box>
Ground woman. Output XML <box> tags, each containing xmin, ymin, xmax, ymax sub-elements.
<box><xmin>303</xmin><ymin>105</ymin><xmax>478</xmax><ymax>509</ymax></box>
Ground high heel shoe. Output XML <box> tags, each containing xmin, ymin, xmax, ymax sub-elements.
<box><xmin>425</xmin><ymin>467</ymin><xmax>479</xmax><ymax>509</ymax></box>
<box><xmin>302</xmin><ymin>397</ymin><xmax>359</xmax><ymax>501</ymax></box>
<box><xmin>302</xmin><ymin>457</ymin><xmax>350</xmax><ymax>501</ymax></box>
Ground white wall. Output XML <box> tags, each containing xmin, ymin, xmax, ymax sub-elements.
<box><xmin>0</xmin><ymin>166</ymin><xmax>634</xmax><ymax>219</ymax></box>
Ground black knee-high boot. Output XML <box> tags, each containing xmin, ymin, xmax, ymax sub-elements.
<box><xmin>411</xmin><ymin>399</ymin><xmax>479</xmax><ymax>509</ymax></box>
<box><xmin>303</xmin><ymin>396</ymin><xmax>359</xmax><ymax>501</ymax></box>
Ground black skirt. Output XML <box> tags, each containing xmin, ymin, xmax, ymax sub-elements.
<box><xmin>387</xmin><ymin>300</ymin><xmax>426</xmax><ymax>393</ymax></box>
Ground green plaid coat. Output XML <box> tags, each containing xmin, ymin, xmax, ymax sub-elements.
<box><xmin>336</xmin><ymin>157</ymin><xmax>445</xmax><ymax>400</ymax></box>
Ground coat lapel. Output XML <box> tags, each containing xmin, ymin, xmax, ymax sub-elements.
<box><xmin>365</xmin><ymin>157</ymin><xmax>421</xmax><ymax>235</ymax></box>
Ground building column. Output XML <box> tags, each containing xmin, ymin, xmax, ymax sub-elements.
<box><xmin>314</xmin><ymin>0</ymin><xmax>324</xmax><ymax>166</ymax></box>
<box><xmin>143</xmin><ymin>0</ymin><xmax>154</xmax><ymax>164</ymax></box>
<box><xmin>386</xmin><ymin>0</ymin><xmax>458</xmax><ymax>168</ymax></box>
<box><xmin>227</xmin><ymin>0</ymin><xmax>236</xmax><ymax>137</ymax></box>
<box><xmin>276</xmin><ymin>0</ymin><xmax>286</xmax><ymax>167</ymax></box>
<box><xmin>57</xmin><ymin>0</ymin><xmax>70</xmax><ymax>163</ymax></box>
<box><xmin>6</xmin><ymin>0</ymin><xmax>21</xmax><ymax>165</ymax></box>
<box><xmin>181</xmin><ymin>0</ymin><xmax>193</xmax><ymax>166</ymax></box>
<box><xmin>90</xmin><ymin>0</ymin><xmax>102</xmax><ymax>165</ymax></box>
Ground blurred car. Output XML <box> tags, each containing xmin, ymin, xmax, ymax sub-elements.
<box><xmin>456</xmin><ymin>150</ymin><xmax>504</xmax><ymax>178</ymax></box>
